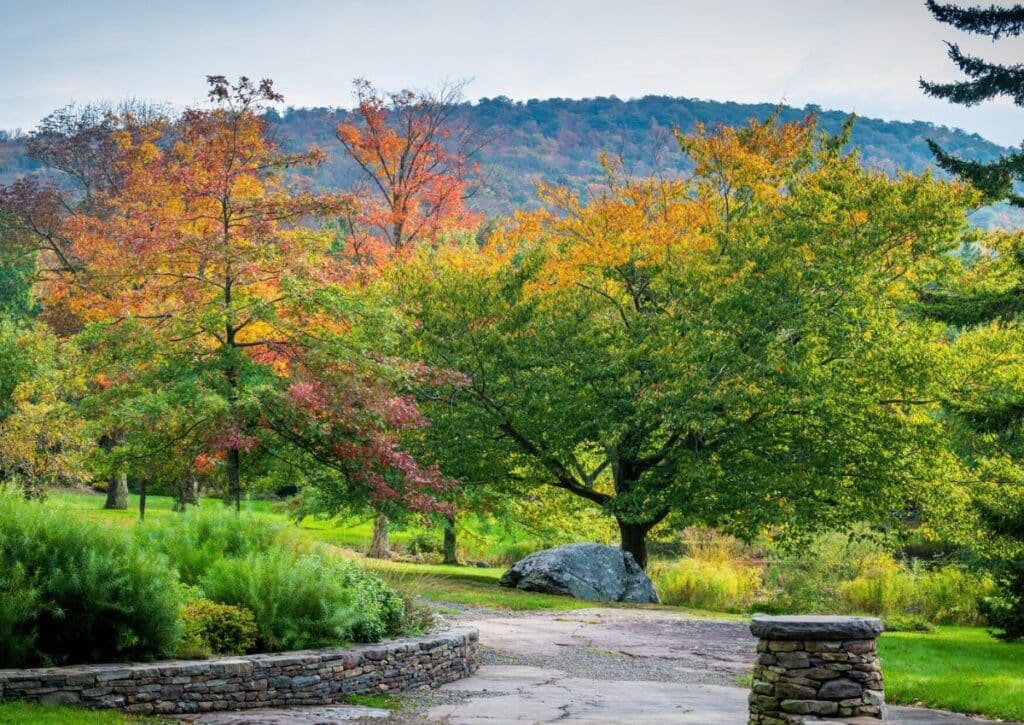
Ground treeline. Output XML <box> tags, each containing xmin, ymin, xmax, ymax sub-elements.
<box><xmin>3</xmin><ymin>94</ymin><xmax>1017</xmax><ymax>226</ymax></box>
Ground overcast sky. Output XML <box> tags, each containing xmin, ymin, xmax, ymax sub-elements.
<box><xmin>3</xmin><ymin>0</ymin><xmax>1024</xmax><ymax>145</ymax></box>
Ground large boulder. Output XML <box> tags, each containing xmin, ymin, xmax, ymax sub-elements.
<box><xmin>498</xmin><ymin>543</ymin><xmax>659</xmax><ymax>603</ymax></box>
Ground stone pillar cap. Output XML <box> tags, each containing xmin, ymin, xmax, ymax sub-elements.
<box><xmin>750</xmin><ymin>615</ymin><xmax>884</xmax><ymax>641</ymax></box>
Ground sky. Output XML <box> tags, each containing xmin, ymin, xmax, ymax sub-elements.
<box><xmin>2</xmin><ymin>0</ymin><xmax>1024</xmax><ymax>146</ymax></box>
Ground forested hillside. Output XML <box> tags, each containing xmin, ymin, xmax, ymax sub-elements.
<box><xmin>1</xmin><ymin>94</ymin><xmax>1017</xmax><ymax>226</ymax></box>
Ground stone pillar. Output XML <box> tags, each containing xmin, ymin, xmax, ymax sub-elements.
<box><xmin>748</xmin><ymin>615</ymin><xmax>885</xmax><ymax>724</ymax></box>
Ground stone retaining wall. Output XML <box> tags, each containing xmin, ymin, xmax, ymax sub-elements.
<box><xmin>749</xmin><ymin>616</ymin><xmax>885</xmax><ymax>724</ymax></box>
<box><xmin>0</xmin><ymin>627</ymin><xmax>478</xmax><ymax>716</ymax></box>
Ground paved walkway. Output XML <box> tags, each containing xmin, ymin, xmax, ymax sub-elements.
<box><xmin>178</xmin><ymin>607</ymin><xmax>1019</xmax><ymax>724</ymax></box>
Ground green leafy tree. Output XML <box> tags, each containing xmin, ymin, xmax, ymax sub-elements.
<box><xmin>395</xmin><ymin>117</ymin><xmax>972</xmax><ymax>569</ymax></box>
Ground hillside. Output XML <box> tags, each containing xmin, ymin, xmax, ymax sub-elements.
<box><xmin>1</xmin><ymin>95</ymin><xmax>1018</xmax><ymax>227</ymax></box>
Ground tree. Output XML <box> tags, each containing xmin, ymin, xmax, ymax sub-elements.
<box><xmin>921</xmin><ymin>0</ymin><xmax>1024</xmax><ymax>640</ymax></box>
<box><xmin>0</xmin><ymin>102</ymin><xmax>165</xmax><ymax>509</ymax></box>
<box><xmin>47</xmin><ymin>76</ymin><xmax>448</xmax><ymax>518</ymax></box>
<box><xmin>334</xmin><ymin>79</ymin><xmax>482</xmax><ymax>266</ymax></box>
<box><xmin>334</xmin><ymin>79</ymin><xmax>483</xmax><ymax>557</ymax></box>
<box><xmin>921</xmin><ymin>1</ymin><xmax>1024</xmax><ymax>205</ymax></box>
<box><xmin>395</xmin><ymin>117</ymin><xmax>973</xmax><ymax>569</ymax></box>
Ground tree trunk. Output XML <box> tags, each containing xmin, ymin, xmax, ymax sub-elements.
<box><xmin>367</xmin><ymin>513</ymin><xmax>391</xmax><ymax>559</ymax></box>
<box><xmin>138</xmin><ymin>479</ymin><xmax>147</xmax><ymax>522</ymax></box>
<box><xmin>618</xmin><ymin>519</ymin><xmax>651</xmax><ymax>571</ymax></box>
<box><xmin>226</xmin><ymin>447</ymin><xmax>241</xmax><ymax>513</ymax></box>
<box><xmin>442</xmin><ymin>515</ymin><xmax>459</xmax><ymax>565</ymax></box>
<box><xmin>104</xmin><ymin>470</ymin><xmax>128</xmax><ymax>510</ymax></box>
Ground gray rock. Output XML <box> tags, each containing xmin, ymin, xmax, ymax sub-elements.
<box><xmin>818</xmin><ymin>677</ymin><xmax>864</xmax><ymax>700</ymax></box>
<box><xmin>750</xmin><ymin>616</ymin><xmax>883</xmax><ymax>641</ymax></box>
<box><xmin>498</xmin><ymin>543</ymin><xmax>659</xmax><ymax>603</ymax></box>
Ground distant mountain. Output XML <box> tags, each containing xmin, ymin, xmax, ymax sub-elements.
<box><xmin>2</xmin><ymin>95</ymin><xmax>1018</xmax><ymax>228</ymax></box>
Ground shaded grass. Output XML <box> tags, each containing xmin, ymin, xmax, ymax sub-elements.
<box><xmin>880</xmin><ymin>626</ymin><xmax>1024</xmax><ymax>721</ymax></box>
<box><xmin>0</xmin><ymin>701</ymin><xmax>161</xmax><ymax>724</ymax></box>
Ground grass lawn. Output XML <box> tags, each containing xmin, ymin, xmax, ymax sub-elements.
<box><xmin>0</xmin><ymin>701</ymin><xmax>159</xmax><ymax>724</ymax></box>
<box><xmin>880</xmin><ymin>626</ymin><xmax>1024</xmax><ymax>721</ymax></box>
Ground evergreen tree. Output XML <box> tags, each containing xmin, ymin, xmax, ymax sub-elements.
<box><xmin>921</xmin><ymin>1</ymin><xmax>1024</xmax><ymax>206</ymax></box>
<box><xmin>922</xmin><ymin>1</ymin><xmax>1024</xmax><ymax>640</ymax></box>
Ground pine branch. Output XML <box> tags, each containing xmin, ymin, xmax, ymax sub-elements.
<box><xmin>926</xmin><ymin>0</ymin><xmax>1024</xmax><ymax>39</ymax></box>
<box><xmin>920</xmin><ymin>43</ymin><xmax>1024</xmax><ymax>106</ymax></box>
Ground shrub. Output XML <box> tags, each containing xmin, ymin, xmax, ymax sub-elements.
<box><xmin>135</xmin><ymin>506</ymin><xmax>281</xmax><ymax>585</ymax></box>
<box><xmin>882</xmin><ymin>614</ymin><xmax>936</xmax><ymax>633</ymax></box>
<box><xmin>497</xmin><ymin>542</ymin><xmax>536</xmax><ymax>566</ymax></box>
<box><xmin>405</xmin><ymin>530</ymin><xmax>442</xmax><ymax>556</ymax></box>
<box><xmin>180</xmin><ymin>598</ymin><xmax>257</xmax><ymax>656</ymax></box>
<box><xmin>763</xmin><ymin>529</ymin><xmax>894</xmax><ymax>614</ymax></box>
<box><xmin>0</xmin><ymin>489</ymin><xmax>182</xmax><ymax>666</ymax></box>
<box><xmin>651</xmin><ymin>556</ymin><xmax>762</xmax><ymax>612</ymax></box>
<box><xmin>201</xmin><ymin>549</ymin><xmax>405</xmax><ymax>650</ymax></box>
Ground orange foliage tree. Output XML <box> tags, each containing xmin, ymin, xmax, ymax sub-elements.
<box><xmin>334</xmin><ymin>79</ymin><xmax>482</xmax><ymax>268</ymax></box>
<box><xmin>46</xmin><ymin>76</ymin><xmax>449</xmax><ymax>512</ymax></box>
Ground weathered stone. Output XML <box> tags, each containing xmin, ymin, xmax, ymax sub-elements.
<box><xmin>774</xmin><ymin>682</ymin><xmax>817</xmax><ymax>699</ymax></box>
<box><xmin>498</xmin><ymin>543</ymin><xmax>658</xmax><ymax>603</ymax></box>
<box><xmin>750</xmin><ymin>616</ymin><xmax>884</xmax><ymax>641</ymax></box>
<box><xmin>818</xmin><ymin>677</ymin><xmax>863</xmax><ymax>700</ymax></box>
<box><xmin>780</xmin><ymin>699</ymin><xmax>839</xmax><ymax>716</ymax></box>
<box><xmin>863</xmin><ymin>689</ymin><xmax>885</xmax><ymax>706</ymax></box>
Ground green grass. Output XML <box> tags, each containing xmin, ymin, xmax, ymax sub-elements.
<box><xmin>0</xmin><ymin>701</ymin><xmax>161</xmax><ymax>724</ymax></box>
<box><xmin>880</xmin><ymin>626</ymin><xmax>1024</xmax><ymax>721</ymax></box>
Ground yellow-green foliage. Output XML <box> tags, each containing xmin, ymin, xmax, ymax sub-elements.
<box><xmin>650</xmin><ymin>531</ymin><xmax>763</xmax><ymax>611</ymax></box>
<box><xmin>651</xmin><ymin>557</ymin><xmax>763</xmax><ymax>611</ymax></box>
<box><xmin>179</xmin><ymin>598</ymin><xmax>257</xmax><ymax>657</ymax></box>
<box><xmin>840</xmin><ymin>557</ymin><xmax>994</xmax><ymax>625</ymax></box>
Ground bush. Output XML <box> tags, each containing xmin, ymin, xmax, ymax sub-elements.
<box><xmin>841</xmin><ymin>560</ymin><xmax>993</xmax><ymax>625</ymax></box>
<box><xmin>201</xmin><ymin>549</ymin><xmax>405</xmax><ymax>650</ymax></box>
<box><xmin>135</xmin><ymin>506</ymin><xmax>281</xmax><ymax>585</ymax></box>
<box><xmin>882</xmin><ymin>614</ymin><xmax>936</xmax><ymax>633</ymax></box>
<box><xmin>651</xmin><ymin>556</ymin><xmax>762</xmax><ymax>612</ymax></box>
<box><xmin>0</xmin><ymin>489</ymin><xmax>183</xmax><ymax>666</ymax></box>
<box><xmin>179</xmin><ymin>598</ymin><xmax>257</xmax><ymax>656</ymax></box>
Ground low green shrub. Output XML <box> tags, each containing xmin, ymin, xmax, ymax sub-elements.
<box><xmin>882</xmin><ymin>614</ymin><xmax>935</xmax><ymax>633</ymax></box>
<box><xmin>405</xmin><ymin>531</ymin><xmax>442</xmax><ymax>556</ymax></box>
<box><xmin>650</xmin><ymin>556</ymin><xmax>762</xmax><ymax>612</ymax></box>
<box><xmin>179</xmin><ymin>598</ymin><xmax>257</xmax><ymax>656</ymax></box>
<box><xmin>135</xmin><ymin>506</ymin><xmax>281</xmax><ymax>584</ymax></box>
<box><xmin>496</xmin><ymin>542</ymin><xmax>536</xmax><ymax>566</ymax></box>
<box><xmin>201</xmin><ymin>549</ymin><xmax>405</xmax><ymax>650</ymax></box>
<box><xmin>0</xmin><ymin>489</ymin><xmax>183</xmax><ymax>666</ymax></box>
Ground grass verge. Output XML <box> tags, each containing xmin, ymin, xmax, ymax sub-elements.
<box><xmin>0</xmin><ymin>701</ymin><xmax>161</xmax><ymax>724</ymax></box>
<box><xmin>880</xmin><ymin>626</ymin><xmax>1024</xmax><ymax>721</ymax></box>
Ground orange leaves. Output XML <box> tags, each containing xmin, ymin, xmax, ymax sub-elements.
<box><xmin>678</xmin><ymin>113</ymin><xmax>816</xmax><ymax>217</ymax></box>
<box><xmin>497</xmin><ymin>117</ymin><xmax>823</xmax><ymax>304</ymax></box>
<box><xmin>335</xmin><ymin>80</ymin><xmax>482</xmax><ymax>271</ymax></box>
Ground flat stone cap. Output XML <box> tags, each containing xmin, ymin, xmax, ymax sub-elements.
<box><xmin>750</xmin><ymin>615</ymin><xmax>883</xmax><ymax>641</ymax></box>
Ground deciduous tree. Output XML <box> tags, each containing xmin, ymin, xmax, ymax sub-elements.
<box><xmin>396</xmin><ymin>117</ymin><xmax>972</xmax><ymax>569</ymax></box>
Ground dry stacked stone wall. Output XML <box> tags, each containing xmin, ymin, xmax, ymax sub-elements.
<box><xmin>0</xmin><ymin>627</ymin><xmax>478</xmax><ymax>716</ymax></box>
<box><xmin>749</xmin><ymin>616</ymin><xmax>885</xmax><ymax>724</ymax></box>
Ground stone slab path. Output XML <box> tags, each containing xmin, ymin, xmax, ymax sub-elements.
<box><xmin>178</xmin><ymin>606</ymin><xmax>1020</xmax><ymax>724</ymax></box>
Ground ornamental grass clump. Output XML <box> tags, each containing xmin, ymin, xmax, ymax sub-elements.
<box><xmin>201</xmin><ymin>549</ymin><xmax>405</xmax><ymax>651</ymax></box>
<box><xmin>0</xmin><ymin>488</ymin><xmax>183</xmax><ymax>667</ymax></box>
